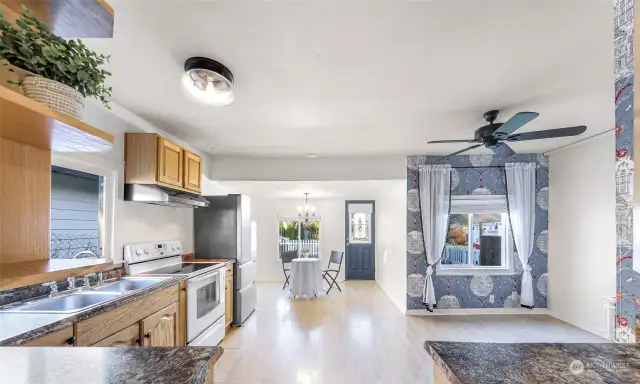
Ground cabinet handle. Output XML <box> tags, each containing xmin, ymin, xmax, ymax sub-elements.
<box><xmin>144</xmin><ymin>332</ymin><xmax>151</xmax><ymax>338</ymax></box>
<box><xmin>136</xmin><ymin>338</ymin><xmax>142</xmax><ymax>345</ymax></box>
<box><xmin>65</xmin><ymin>336</ymin><xmax>75</xmax><ymax>345</ymax></box>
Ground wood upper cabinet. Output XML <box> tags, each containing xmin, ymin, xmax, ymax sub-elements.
<box><xmin>157</xmin><ymin>137</ymin><xmax>183</xmax><ymax>188</ymax></box>
<box><xmin>225</xmin><ymin>274</ymin><xmax>233</xmax><ymax>328</ymax></box>
<box><xmin>140</xmin><ymin>303</ymin><xmax>178</xmax><ymax>347</ymax></box>
<box><xmin>183</xmin><ymin>150</ymin><xmax>202</xmax><ymax>193</ymax></box>
<box><xmin>125</xmin><ymin>133</ymin><xmax>202</xmax><ymax>194</ymax></box>
<box><xmin>91</xmin><ymin>324</ymin><xmax>140</xmax><ymax>347</ymax></box>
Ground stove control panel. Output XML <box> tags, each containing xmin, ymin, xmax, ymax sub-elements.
<box><xmin>124</xmin><ymin>240</ymin><xmax>183</xmax><ymax>264</ymax></box>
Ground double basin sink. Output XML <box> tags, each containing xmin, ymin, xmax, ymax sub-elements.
<box><xmin>0</xmin><ymin>277</ymin><xmax>173</xmax><ymax>314</ymax></box>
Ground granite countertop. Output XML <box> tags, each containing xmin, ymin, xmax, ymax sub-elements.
<box><xmin>425</xmin><ymin>341</ymin><xmax>640</xmax><ymax>384</ymax></box>
<box><xmin>0</xmin><ymin>346</ymin><xmax>223</xmax><ymax>384</ymax></box>
<box><xmin>0</xmin><ymin>275</ymin><xmax>187</xmax><ymax>346</ymax></box>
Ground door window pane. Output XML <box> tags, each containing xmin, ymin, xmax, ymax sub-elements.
<box><xmin>473</xmin><ymin>213</ymin><xmax>504</xmax><ymax>267</ymax></box>
<box><xmin>350</xmin><ymin>213</ymin><xmax>371</xmax><ymax>243</ymax></box>
<box><xmin>444</xmin><ymin>214</ymin><xmax>469</xmax><ymax>265</ymax></box>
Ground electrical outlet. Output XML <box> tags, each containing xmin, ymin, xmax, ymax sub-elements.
<box><xmin>489</xmin><ymin>294</ymin><xmax>495</xmax><ymax>304</ymax></box>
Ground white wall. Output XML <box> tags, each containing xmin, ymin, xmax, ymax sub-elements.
<box><xmin>375</xmin><ymin>181</ymin><xmax>408</xmax><ymax>313</ymax></box>
<box><xmin>210</xmin><ymin>155</ymin><xmax>407</xmax><ymax>181</ymax></box>
<box><xmin>548</xmin><ymin>133</ymin><xmax>616</xmax><ymax>337</ymax></box>
<box><xmin>218</xmin><ymin>180</ymin><xmax>407</xmax><ymax>312</ymax></box>
<box><xmin>52</xmin><ymin>101</ymin><xmax>202</xmax><ymax>261</ymax></box>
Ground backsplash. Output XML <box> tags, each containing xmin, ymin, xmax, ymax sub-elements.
<box><xmin>406</xmin><ymin>154</ymin><xmax>549</xmax><ymax>310</ymax></box>
<box><xmin>0</xmin><ymin>268</ymin><xmax>123</xmax><ymax>307</ymax></box>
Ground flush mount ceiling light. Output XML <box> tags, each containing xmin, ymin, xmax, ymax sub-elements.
<box><xmin>183</xmin><ymin>57</ymin><xmax>234</xmax><ymax>106</ymax></box>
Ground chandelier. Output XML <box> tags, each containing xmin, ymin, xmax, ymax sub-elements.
<box><xmin>297</xmin><ymin>193</ymin><xmax>316</xmax><ymax>223</ymax></box>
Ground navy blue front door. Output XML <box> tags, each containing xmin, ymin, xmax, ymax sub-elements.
<box><xmin>345</xmin><ymin>201</ymin><xmax>375</xmax><ymax>280</ymax></box>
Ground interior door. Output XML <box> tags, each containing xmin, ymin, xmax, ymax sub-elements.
<box><xmin>345</xmin><ymin>201</ymin><xmax>375</xmax><ymax>280</ymax></box>
<box><xmin>157</xmin><ymin>136</ymin><xmax>183</xmax><ymax>187</ymax></box>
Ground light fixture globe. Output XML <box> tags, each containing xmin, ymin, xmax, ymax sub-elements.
<box><xmin>183</xmin><ymin>57</ymin><xmax>234</xmax><ymax>106</ymax></box>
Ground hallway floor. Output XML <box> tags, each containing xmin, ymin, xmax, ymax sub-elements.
<box><xmin>215</xmin><ymin>282</ymin><xmax>604</xmax><ymax>384</ymax></box>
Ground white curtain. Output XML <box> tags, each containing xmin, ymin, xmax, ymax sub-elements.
<box><xmin>418</xmin><ymin>164</ymin><xmax>451</xmax><ymax>310</ymax></box>
<box><xmin>505</xmin><ymin>162</ymin><xmax>537</xmax><ymax>308</ymax></box>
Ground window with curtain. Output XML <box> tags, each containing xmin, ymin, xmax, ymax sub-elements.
<box><xmin>438</xmin><ymin>195</ymin><xmax>514</xmax><ymax>275</ymax></box>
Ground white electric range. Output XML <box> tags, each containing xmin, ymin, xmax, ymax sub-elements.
<box><xmin>124</xmin><ymin>240</ymin><xmax>226</xmax><ymax>346</ymax></box>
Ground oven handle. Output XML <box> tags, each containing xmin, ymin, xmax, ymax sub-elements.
<box><xmin>187</xmin><ymin>271</ymin><xmax>219</xmax><ymax>287</ymax></box>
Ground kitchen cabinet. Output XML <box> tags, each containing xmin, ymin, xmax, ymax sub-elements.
<box><xmin>183</xmin><ymin>150</ymin><xmax>202</xmax><ymax>193</ymax></box>
<box><xmin>140</xmin><ymin>303</ymin><xmax>178</xmax><ymax>347</ymax></box>
<box><xmin>23</xmin><ymin>326</ymin><xmax>74</xmax><ymax>347</ymax></box>
<box><xmin>157</xmin><ymin>137</ymin><xmax>183</xmax><ymax>188</ymax></box>
<box><xmin>225</xmin><ymin>266</ymin><xmax>234</xmax><ymax>328</ymax></box>
<box><xmin>125</xmin><ymin>133</ymin><xmax>202</xmax><ymax>194</ymax></box>
<box><xmin>91</xmin><ymin>324</ymin><xmax>140</xmax><ymax>347</ymax></box>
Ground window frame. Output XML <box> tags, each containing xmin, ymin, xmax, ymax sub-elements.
<box><xmin>51</xmin><ymin>153</ymin><xmax>116</xmax><ymax>262</ymax></box>
<box><xmin>437</xmin><ymin>195</ymin><xmax>514</xmax><ymax>276</ymax></box>
<box><xmin>276</xmin><ymin>215</ymin><xmax>322</xmax><ymax>260</ymax></box>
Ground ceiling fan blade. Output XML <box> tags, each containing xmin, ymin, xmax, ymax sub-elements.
<box><xmin>444</xmin><ymin>144</ymin><xmax>483</xmax><ymax>157</ymax></box>
<box><xmin>427</xmin><ymin>139</ymin><xmax>477</xmax><ymax>144</ymax></box>
<box><xmin>506</xmin><ymin>125</ymin><xmax>587</xmax><ymax>141</ymax></box>
<box><xmin>490</xmin><ymin>143</ymin><xmax>515</xmax><ymax>157</ymax></box>
<box><xmin>492</xmin><ymin>112</ymin><xmax>539</xmax><ymax>139</ymax></box>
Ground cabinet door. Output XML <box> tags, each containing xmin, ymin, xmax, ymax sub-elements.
<box><xmin>23</xmin><ymin>326</ymin><xmax>74</xmax><ymax>347</ymax></box>
<box><xmin>225</xmin><ymin>275</ymin><xmax>233</xmax><ymax>327</ymax></box>
<box><xmin>140</xmin><ymin>303</ymin><xmax>178</xmax><ymax>347</ymax></box>
<box><xmin>157</xmin><ymin>137</ymin><xmax>183</xmax><ymax>187</ymax></box>
<box><xmin>91</xmin><ymin>324</ymin><xmax>140</xmax><ymax>347</ymax></box>
<box><xmin>183</xmin><ymin>150</ymin><xmax>202</xmax><ymax>193</ymax></box>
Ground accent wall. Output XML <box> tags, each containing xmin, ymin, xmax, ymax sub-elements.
<box><xmin>406</xmin><ymin>154</ymin><xmax>549</xmax><ymax>310</ymax></box>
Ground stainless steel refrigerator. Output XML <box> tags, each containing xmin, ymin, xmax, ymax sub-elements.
<box><xmin>194</xmin><ymin>194</ymin><xmax>256</xmax><ymax>326</ymax></box>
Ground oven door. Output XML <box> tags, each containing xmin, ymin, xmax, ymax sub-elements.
<box><xmin>187</xmin><ymin>270</ymin><xmax>225</xmax><ymax>342</ymax></box>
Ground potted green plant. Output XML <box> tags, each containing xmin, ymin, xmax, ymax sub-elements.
<box><xmin>0</xmin><ymin>6</ymin><xmax>112</xmax><ymax>118</ymax></box>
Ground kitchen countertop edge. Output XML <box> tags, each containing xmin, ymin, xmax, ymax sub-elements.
<box><xmin>424</xmin><ymin>342</ymin><xmax>464</xmax><ymax>384</ymax></box>
<box><xmin>0</xmin><ymin>275</ymin><xmax>188</xmax><ymax>346</ymax></box>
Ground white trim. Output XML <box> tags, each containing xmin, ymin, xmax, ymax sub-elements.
<box><xmin>406</xmin><ymin>308</ymin><xmax>550</xmax><ymax>316</ymax></box>
<box><xmin>51</xmin><ymin>154</ymin><xmax>116</xmax><ymax>262</ymax></box>
<box><xmin>436</xmin><ymin>266</ymin><xmax>516</xmax><ymax>276</ymax></box>
<box><xmin>276</xmin><ymin>215</ymin><xmax>323</xmax><ymax>260</ymax></box>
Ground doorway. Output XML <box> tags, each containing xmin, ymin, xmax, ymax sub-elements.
<box><xmin>345</xmin><ymin>200</ymin><xmax>375</xmax><ymax>280</ymax></box>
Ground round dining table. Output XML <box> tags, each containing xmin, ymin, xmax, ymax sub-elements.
<box><xmin>290</xmin><ymin>257</ymin><xmax>322</xmax><ymax>298</ymax></box>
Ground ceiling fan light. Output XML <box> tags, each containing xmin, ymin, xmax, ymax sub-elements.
<box><xmin>183</xmin><ymin>57</ymin><xmax>235</xmax><ymax>106</ymax></box>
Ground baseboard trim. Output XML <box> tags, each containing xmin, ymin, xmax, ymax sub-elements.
<box><xmin>407</xmin><ymin>308</ymin><xmax>550</xmax><ymax>316</ymax></box>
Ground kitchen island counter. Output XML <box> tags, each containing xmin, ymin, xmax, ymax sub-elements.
<box><xmin>424</xmin><ymin>341</ymin><xmax>640</xmax><ymax>384</ymax></box>
<box><xmin>0</xmin><ymin>346</ymin><xmax>223</xmax><ymax>383</ymax></box>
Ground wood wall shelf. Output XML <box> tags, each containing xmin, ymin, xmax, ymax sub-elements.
<box><xmin>0</xmin><ymin>86</ymin><xmax>114</xmax><ymax>152</ymax></box>
<box><xmin>0</xmin><ymin>259</ymin><xmax>116</xmax><ymax>290</ymax></box>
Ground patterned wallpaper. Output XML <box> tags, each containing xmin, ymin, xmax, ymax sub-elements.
<box><xmin>406</xmin><ymin>154</ymin><xmax>549</xmax><ymax>310</ymax></box>
<box><xmin>613</xmin><ymin>0</ymin><xmax>638</xmax><ymax>343</ymax></box>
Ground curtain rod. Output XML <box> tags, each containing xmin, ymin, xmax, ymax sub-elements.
<box><xmin>449</xmin><ymin>166</ymin><xmax>505</xmax><ymax>169</ymax></box>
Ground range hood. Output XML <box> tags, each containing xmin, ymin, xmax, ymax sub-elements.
<box><xmin>124</xmin><ymin>184</ymin><xmax>210</xmax><ymax>208</ymax></box>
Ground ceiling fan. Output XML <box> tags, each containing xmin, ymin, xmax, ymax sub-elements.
<box><xmin>427</xmin><ymin>110</ymin><xmax>587</xmax><ymax>157</ymax></box>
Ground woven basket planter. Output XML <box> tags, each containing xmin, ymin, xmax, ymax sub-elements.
<box><xmin>22</xmin><ymin>76</ymin><xmax>85</xmax><ymax>119</ymax></box>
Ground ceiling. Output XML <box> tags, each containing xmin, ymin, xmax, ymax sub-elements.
<box><xmin>102</xmin><ymin>0</ymin><xmax>614</xmax><ymax>158</ymax></box>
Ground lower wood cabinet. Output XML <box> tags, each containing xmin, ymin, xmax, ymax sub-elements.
<box><xmin>140</xmin><ymin>303</ymin><xmax>178</xmax><ymax>347</ymax></box>
<box><xmin>91</xmin><ymin>324</ymin><xmax>140</xmax><ymax>347</ymax></box>
<box><xmin>225</xmin><ymin>275</ymin><xmax>233</xmax><ymax>328</ymax></box>
<box><xmin>23</xmin><ymin>326</ymin><xmax>74</xmax><ymax>347</ymax></box>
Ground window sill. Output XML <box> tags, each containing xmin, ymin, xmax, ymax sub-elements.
<box><xmin>436</xmin><ymin>266</ymin><xmax>516</xmax><ymax>276</ymax></box>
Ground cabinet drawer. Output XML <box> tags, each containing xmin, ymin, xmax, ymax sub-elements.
<box><xmin>76</xmin><ymin>285</ymin><xmax>179</xmax><ymax>346</ymax></box>
<box><xmin>24</xmin><ymin>326</ymin><xmax>74</xmax><ymax>347</ymax></box>
<box><xmin>91</xmin><ymin>324</ymin><xmax>140</xmax><ymax>347</ymax></box>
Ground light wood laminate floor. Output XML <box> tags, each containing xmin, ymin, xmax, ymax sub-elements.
<box><xmin>215</xmin><ymin>282</ymin><xmax>604</xmax><ymax>384</ymax></box>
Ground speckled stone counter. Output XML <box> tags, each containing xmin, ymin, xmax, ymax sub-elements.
<box><xmin>0</xmin><ymin>346</ymin><xmax>222</xmax><ymax>384</ymax></box>
<box><xmin>425</xmin><ymin>341</ymin><xmax>640</xmax><ymax>384</ymax></box>
<box><xmin>0</xmin><ymin>275</ymin><xmax>187</xmax><ymax>346</ymax></box>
